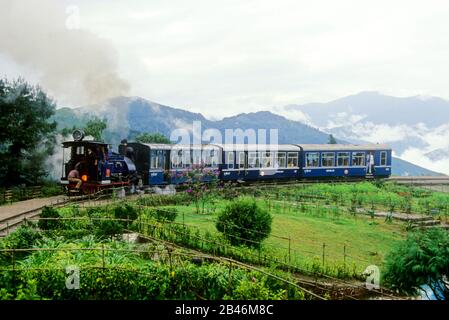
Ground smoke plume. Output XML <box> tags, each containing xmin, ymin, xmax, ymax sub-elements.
<box><xmin>0</xmin><ymin>0</ymin><xmax>130</xmax><ymax>105</ymax></box>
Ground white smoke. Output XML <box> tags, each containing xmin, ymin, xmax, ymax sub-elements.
<box><xmin>0</xmin><ymin>0</ymin><xmax>130</xmax><ymax>106</ymax></box>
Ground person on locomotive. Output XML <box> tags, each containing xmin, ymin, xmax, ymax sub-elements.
<box><xmin>68</xmin><ymin>163</ymin><xmax>82</xmax><ymax>190</ymax></box>
<box><xmin>86</xmin><ymin>147</ymin><xmax>98</xmax><ymax>180</ymax></box>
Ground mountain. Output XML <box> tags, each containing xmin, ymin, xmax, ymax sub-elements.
<box><xmin>53</xmin><ymin>96</ymin><xmax>443</xmax><ymax>176</ymax></box>
<box><xmin>281</xmin><ymin>91</ymin><xmax>449</xmax><ymax>175</ymax></box>
<box><xmin>425</xmin><ymin>148</ymin><xmax>449</xmax><ymax>162</ymax></box>
<box><xmin>392</xmin><ymin>158</ymin><xmax>443</xmax><ymax>177</ymax></box>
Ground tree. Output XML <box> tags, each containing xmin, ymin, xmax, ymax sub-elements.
<box><xmin>135</xmin><ymin>132</ymin><xmax>171</xmax><ymax>144</ymax></box>
<box><xmin>84</xmin><ymin>117</ymin><xmax>107</xmax><ymax>141</ymax></box>
<box><xmin>0</xmin><ymin>78</ymin><xmax>57</xmax><ymax>186</ymax></box>
<box><xmin>216</xmin><ymin>197</ymin><xmax>272</xmax><ymax>247</ymax></box>
<box><xmin>328</xmin><ymin>134</ymin><xmax>337</xmax><ymax>144</ymax></box>
<box><xmin>383</xmin><ymin>228</ymin><xmax>449</xmax><ymax>300</ymax></box>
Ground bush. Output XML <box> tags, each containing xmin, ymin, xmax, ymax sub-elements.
<box><xmin>38</xmin><ymin>206</ymin><xmax>62</xmax><ymax>230</ymax></box>
<box><xmin>113</xmin><ymin>203</ymin><xmax>138</xmax><ymax>225</ymax></box>
<box><xmin>216</xmin><ymin>197</ymin><xmax>272</xmax><ymax>247</ymax></box>
<box><xmin>0</xmin><ymin>225</ymin><xmax>42</xmax><ymax>262</ymax></box>
<box><xmin>93</xmin><ymin>219</ymin><xmax>124</xmax><ymax>239</ymax></box>
<box><xmin>148</xmin><ymin>208</ymin><xmax>178</xmax><ymax>222</ymax></box>
<box><xmin>382</xmin><ymin>228</ymin><xmax>449</xmax><ymax>300</ymax></box>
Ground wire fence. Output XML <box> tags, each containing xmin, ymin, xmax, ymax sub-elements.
<box><xmin>0</xmin><ymin>189</ymin><xmax>407</xmax><ymax>299</ymax></box>
<box><xmin>0</xmin><ymin>233</ymin><xmax>326</xmax><ymax>300</ymax></box>
<box><xmin>1</xmin><ymin>212</ymin><xmax>402</xmax><ymax>300</ymax></box>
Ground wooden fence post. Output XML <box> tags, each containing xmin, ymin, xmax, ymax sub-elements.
<box><xmin>322</xmin><ymin>243</ymin><xmax>326</xmax><ymax>267</ymax></box>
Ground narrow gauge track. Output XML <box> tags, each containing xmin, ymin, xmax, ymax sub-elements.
<box><xmin>1</xmin><ymin>175</ymin><xmax>445</xmax><ymax>236</ymax></box>
<box><xmin>0</xmin><ymin>188</ymin><xmax>121</xmax><ymax>237</ymax></box>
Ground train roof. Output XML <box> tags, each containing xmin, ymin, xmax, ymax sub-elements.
<box><xmin>138</xmin><ymin>143</ymin><xmax>219</xmax><ymax>150</ymax></box>
<box><xmin>137</xmin><ymin>143</ymin><xmax>172</xmax><ymax>150</ymax></box>
<box><xmin>127</xmin><ymin>142</ymin><xmax>391</xmax><ymax>152</ymax></box>
<box><xmin>296</xmin><ymin>144</ymin><xmax>391</xmax><ymax>151</ymax></box>
<box><xmin>62</xmin><ymin>140</ymin><xmax>108</xmax><ymax>147</ymax></box>
<box><xmin>212</xmin><ymin>144</ymin><xmax>301</xmax><ymax>152</ymax></box>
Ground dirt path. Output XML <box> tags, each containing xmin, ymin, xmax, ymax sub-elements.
<box><xmin>0</xmin><ymin>196</ymin><xmax>66</xmax><ymax>222</ymax></box>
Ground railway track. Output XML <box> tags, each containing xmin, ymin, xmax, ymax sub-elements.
<box><xmin>1</xmin><ymin>175</ymin><xmax>447</xmax><ymax>236</ymax></box>
<box><xmin>0</xmin><ymin>188</ymin><xmax>122</xmax><ymax>237</ymax></box>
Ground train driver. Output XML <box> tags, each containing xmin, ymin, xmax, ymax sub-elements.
<box><xmin>68</xmin><ymin>163</ymin><xmax>82</xmax><ymax>190</ymax></box>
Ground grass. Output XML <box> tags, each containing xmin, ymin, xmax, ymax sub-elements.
<box><xmin>168</xmin><ymin>196</ymin><xmax>406</xmax><ymax>274</ymax></box>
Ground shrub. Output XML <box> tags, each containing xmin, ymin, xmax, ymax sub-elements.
<box><xmin>382</xmin><ymin>228</ymin><xmax>449</xmax><ymax>300</ymax></box>
<box><xmin>38</xmin><ymin>206</ymin><xmax>62</xmax><ymax>230</ymax></box>
<box><xmin>216</xmin><ymin>197</ymin><xmax>272</xmax><ymax>247</ymax></box>
<box><xmin>148</xmin><ymin>208</ymin><xmax>178</xmax><ymax>222</ymax></box>
<box><xmin>93</xmin><ymin>219</ymin><xmax>124</xmax><ymax>239</ymax></box>
<box><xmin>0</xmin><ymin>225</ymin><xmax>42</xmax><ymax>262</ymax></box>
<box><xmin>113</xmin><ymin>203</ymin><xmax>138</xmax><ymax>226</ymax></box>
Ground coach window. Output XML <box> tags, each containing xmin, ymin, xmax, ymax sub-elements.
<box><xmin>211</xmin><ymin>149</ymin><xmax>219</xmax><ymax>167</ymax></box>
<box><xmin>238</xmin><ymin>152</ymin><xmax>245</xmax><ymax>169</ymax></box>
<box><xmin>171</xmin><ymin>150</ymin><xmax>182</xmax><ymax>169</ymax></box>
<box><xmin>352</xmin><ymin>152</ymin><xmax>365</xmax><ymax>166</ymax></box>
<box><xmin>226</xmin><ymin>152</ymin><xmax>234</xmax><ymax>169</ymax></box>
<box><xmin>150</xmin><ymin>150</ymin><xmax>160</xmax><ymax>169</ymax></box>
<box><xmin>380</xmin><ymin>151</ymin><xmax>387</xmax><ymax>166</ymax></box>
<box><xmin>287</xmin><ymin>152</ymin><xmax>298</xmax><ymax>167</ymax></box>
<box><xmin>321</xmin><ymin>152</ymin><xmax>335</xmax><ymax>167</ymax></box>
<box><xmin>248</xmin><ymin>152</ymin><xmax>260</xmax><ymax>168</ymax></box>
<box><xmin>305</xmin><ymin>152</ymin><xmax>319</xmax><ymax>167</ymax></box>
<box><xmin>276</xmin><ymin>152</ymin><xmax>286</xmax><ymax>167</ymax></box>
<box><xmin>337</xmin><ymin>152</ymin><xmax>350</xmax><ymax>167</ymax></box>
<box><xmin>182</xmin><ymin>150</ymin><xmax>191</xmax><ymax>168</ymax></box>
<box><xmin>202</xmin><ymin>149</ymin><xmax>212</xmax><ymax>168</ymax></box>
<box><xmin>192</xmin><ymin>150</ymin><xmax>201</xmax><ymax>166</ymax></box>
<box><xmin>262</xmin><ymin>152</ymin><xmax>273</xmax><ymax>168</ymax></box>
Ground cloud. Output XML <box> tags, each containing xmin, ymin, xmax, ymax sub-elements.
<box><xmin>400</xmin><ymin>148</ymin><xmax>449</xmax><ymax>176</ymax></box>
<box><xmin>326</xmin><ymin>112</ymin><xmax>367</xmax><ymax>129</ymax></box>
<box><xmin>272</xmin><ymin>106</ymin><xmax>312</xmax><ymax>124</ymax></box>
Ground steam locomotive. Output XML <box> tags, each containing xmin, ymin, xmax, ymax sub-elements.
<box><xmin>60</xmin><ymin>130</ymin><xmax>392</xmax><ymax>194</ymax></box>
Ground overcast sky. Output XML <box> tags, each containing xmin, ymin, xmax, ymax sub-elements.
<box><xmin>2</xmin><ymin>0</ymin><xmax>449</xmax><ymax>118</ymax></box>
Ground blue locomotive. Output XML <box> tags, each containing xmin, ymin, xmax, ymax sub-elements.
<box><xmin>60</xmin><ymin>131</ymin><xmax>391</xmax><ymax>194</ymax></box>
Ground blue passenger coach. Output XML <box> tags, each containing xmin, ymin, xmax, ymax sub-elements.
<box><xmin>118</xmin><ymin>142</ymin><xmax>392</xmax><ymax>186</ymax></box>
<box><xmin>218</xmin><ymin>144</ymin><xmax>301</xmax><ymax>181</ymax></box>
<box><xmin>297</xmin><ymin>144</ymin><xmax>392</xmax><ymax>179</ymax></box>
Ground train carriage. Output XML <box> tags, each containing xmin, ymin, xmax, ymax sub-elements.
<box><xmin>218</xmin><ymin>144</ymin><xmax>301</xmax><ymax>181</ymax></box>
<box><xmin>169</xmin><ymin>144</ymin><xmax>221</xmax><ymax>184</ymax></box>
<box><xmin>122</xmin><ymin>143</ymin><xmax>222</xmax><ymax>186</ymax></box>
<box><xmin>297</xmin><ymin>144</ymin><xmax>392</xmax><ymax>179</ymax></box>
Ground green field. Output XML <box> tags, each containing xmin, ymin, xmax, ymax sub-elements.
<box><xmin>164</xmin><ymin>198</ymin><xmax>406</xmax><ymax>274</ymax></box>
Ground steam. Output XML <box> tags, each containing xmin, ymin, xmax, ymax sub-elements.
<box><xmin>0</xmin><ymin>0</ymin><xmax>129</xmax><ymax>105</ymax></box>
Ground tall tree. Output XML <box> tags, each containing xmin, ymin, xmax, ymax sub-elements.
<box><xmin>84</xmin><ymin>117</ymin><xmax>107</xmax><ymax>141</ymax></box>
<box><xmin>0</xmin><ymin>78</ymin><xmax>57</xmax><ymax>186</ymax></box>
<box><xmin>135</xmin><ymin>132</ymin><xmax>171</xmax><ymax>144</ymax></box>
<box><xmin>328</xmin><ymin>134</ymin><xmax>337</xmax><ymax>144</ymax></box>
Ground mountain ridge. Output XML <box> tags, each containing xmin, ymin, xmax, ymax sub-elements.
<box><xmin>53</xmin><ymin>95</ymin><xmax>444</xmax><ymax>176</ymax></box>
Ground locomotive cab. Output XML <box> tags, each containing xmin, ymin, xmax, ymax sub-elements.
<box><xmin>60</xmin><ymin>140</ymin><xmax>112</xmax><ymax>192</ymax></box>
<box><xmin>60</xmin><ymin>131</ymin><xmax>134</xmax><ymax>195</ymax></box>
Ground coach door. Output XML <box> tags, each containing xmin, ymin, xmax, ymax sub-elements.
<box><xmin>150</xmin><ymin>149</ymin><xmax>168</xmax><ymax>185</ymax></box>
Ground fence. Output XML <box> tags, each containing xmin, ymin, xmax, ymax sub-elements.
<box><xmin>0</xmin><ymin>237</ymin><xmax>324</xmax><ymax>300</ymax></box>
<box><xmin>1</xmin><ymin>186</ymin><xmax>43</xmax><ymax>204</ymax></box>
